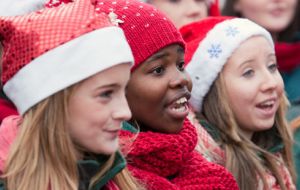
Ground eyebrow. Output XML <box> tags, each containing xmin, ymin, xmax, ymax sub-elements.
<box><xmin>95</xmin><ymin>83</ymin><xmax>120</xmax><ymax>90</ymax></box>
<box><xmin>146</xmin><ymin>46</ymin><xmax>184</xmax><ymax>63</ymax></box>
<box><xmin>238</xmin><ymin>53</ymin><xmax>276</xmax><ymax>68</ymax></box>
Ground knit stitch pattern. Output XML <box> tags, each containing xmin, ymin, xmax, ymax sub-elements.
<box><xmin>120</xmin><ymin>119</ymin><xmax>239</xmax><ymax>190</ymax></box>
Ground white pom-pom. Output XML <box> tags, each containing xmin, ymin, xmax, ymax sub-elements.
<box><xmin>0</xmin><ymin>0</ymin><xmax>47</xmax><ymax>16</ymax></box>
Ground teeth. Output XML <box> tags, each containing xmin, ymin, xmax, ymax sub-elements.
<box><xmin>260</xmin><ymin>100</ymin><xmax>275</xmax><ymax>106</ymax></box>
<box><xmin>172</xmin><ymin>106</ymin><xmax>186</xmax><ymax>112</ymax></box>
<box><xmin>175</xmin><ymin>97</ymin><xmax>187</xmax><ymax>104</ymax></box>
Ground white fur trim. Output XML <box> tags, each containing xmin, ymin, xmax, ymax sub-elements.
<box><xmin>186</xmin><ymin>18</ymin><xmax>273</xmax><ymax>112</ymax></box>
<box><xmin>0</xmin><ymin>0</ymin><xmax>46</xmax><ymax>16</ymax></box>
<box><xmin>4</xmin><ymin>27</ymin><xmax>134</xmax><ymax>114</ymax></box>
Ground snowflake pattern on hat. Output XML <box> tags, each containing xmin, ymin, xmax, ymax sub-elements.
<box><xmin>180</xmin><ymin>17</ymin><xmax>274</xmax><ymax>112</ymax></box>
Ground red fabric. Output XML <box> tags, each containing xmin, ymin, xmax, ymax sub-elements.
<box><xmin>0</xmin><ymin>115</ymin><xmax>20</xmax><ymax>174</ymax></box>
<box><xmin>188</xmin><ymin>110</ymin><xmax>296</xmax><ymax>190</ymax></box>
<box><xmin>0</xmin><ymin>99</ymin><xmax>18</xmax><ymax>123</ymax></box>
<box><xmin>180</xmin><ymin>16</ymin><xmax>233</xmax><ymax>65</ymax></box>
<box><xmin>95</xmin><ymin>0</ymin><xmax>185</xmax><ymax>71</ymax></box>
<box><xmin>0</xmin><ymin>0</ymin><xmax>113</xmax><ymax>85</ymax></box>
<box><xmin>119</xmin><ymin>119</ymin><xmax>239</xmax><ymax>190</ymax></box>
<box><xmin>209</xmin><ymin>0</ymin><xmax>220</xmax><ymax>17</ymax></box>
<box><xmin>275</xmin><ymin>41</ymin><xmax>300</xmax><ymax>72</ymax></box>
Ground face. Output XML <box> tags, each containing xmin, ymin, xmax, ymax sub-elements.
<box><xmin>150</xmin><ymin>0</ymin><xmax>208</xmax><ymax>28</ymax></box>
<box><xmin>223</xmin><ymin>36</ymin><xmax>284</xmax><ymax>139</ymax></box>
<box><xmin>126</xmin><ymin>44</ymin><xmax>192</xmax><ymax>134</ymax></box>
<box><xmin>67</xmin><ymin>63</ymin><xmax>132</xmax><ymax>157</ymax></box>
<box><xmin>234</xmin><ymin>0</ymin><xmax>297</xmax><ymax>35</ymax></box>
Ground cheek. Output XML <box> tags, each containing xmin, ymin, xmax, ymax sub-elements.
<box><xmin>276</xmin><ymin>75</ymin><xmax>285</xmax><ymax>96</ymax></box>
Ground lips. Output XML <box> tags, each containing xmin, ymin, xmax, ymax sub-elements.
<box><xmin>255</xmin><ymin>97</ymin><xmax>278</xmax><ymax>118</ymax></box>
<box><xmin>165</xmin><ymin>90</ymin><xmax>191</xmax><ymax>119</ymax></box>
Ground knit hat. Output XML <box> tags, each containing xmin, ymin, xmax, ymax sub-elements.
<box><xmin>180</xmin><ymin>16</ymin><xmax>274</xmax><ymax>112</ymax></box>
<box><xmin>0</xmin><ymin>0</ymin><xmax>134</xmax><ymax>115</ymax></box>
<box><xmin>95</xmin><ymin>0</ymin><xmax>185</xmax><ymax>71</ymax></box>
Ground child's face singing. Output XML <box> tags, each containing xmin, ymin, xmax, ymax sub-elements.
<box><xmin>223</xmin><ymin>36</ymin><xmax>284</xmax><ymax>139</ymax></box>
<box><xmin>126</xmin><ymin>44</ymin><xmax>192</xmax><ymax>133</ymax></box>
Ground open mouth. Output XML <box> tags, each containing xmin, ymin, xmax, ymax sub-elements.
<box><xmin>171</xmin><ymin>97</ymin><xmax>188</xmax><ymax>112</ymax></box>
<box><xmin>166</xmin><ymin>96</ymin><xmax>189</xmax><ymax>119</ymax></box>
<box><xmin>255</xmin><ymin>99</ymin><xmax>277</xmax><ymax>117</ymax></box>
<box><xmin>256</xmin><ymin>100</ymin><xmax>275</xmax><ymax>110</ymax></box>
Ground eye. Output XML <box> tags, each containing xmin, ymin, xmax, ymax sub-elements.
<box><xmin>151</xmin><ymin>66</ymin><xmax>165</xmax><ymax>75</ymax></box>
<box><xmin>242</xmin><ymin>69</ymin><xmax>254</xmax><ymax>78</ymax></box>
<box><xmin>177</xmin><ymin>61</ymin><xmax>185</xmax><ymax>71</ymax></box>
<box><xmin>268</xmin><ymin>63</ymin><xmax>278</xmax><ymax>73</ymax></box>
<box><xmin>100</xmin><ymin>90</ymin><xmax>113</xmax><ymax>98</ymax></box>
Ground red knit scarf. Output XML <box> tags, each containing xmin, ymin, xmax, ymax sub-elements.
<box><xmin>119</xmin><ymin>119</ymin><xmax>239</xmax><ymax>190</ymax></box>
<box><xmin>276</xmin><ymin>41</ymin><xmax>300</xmax><ymax>72</ymax></box>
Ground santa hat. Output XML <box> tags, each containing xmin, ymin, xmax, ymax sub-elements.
<box><xmin>0</xmin><ymin>0</ymin><xmax>133</xmax><ymax>115</ymax></box>
<box><xmin>180</xmin><ymin>16</ymin><xmax>274</xmax><ymax>112</ymax></box>
<box><xmin>0</xmin><ymin>0</ymin><xmax>47</xmax><ymax>16</ymax></box>
<box><xmin>95</xmin><ymin>0</ymin><xmax>185</xmax><ymax>71</ymax></box>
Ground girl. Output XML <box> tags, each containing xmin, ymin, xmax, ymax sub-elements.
<box><xmin>98</xmin><ymin>0</ymin><xmax>239</xmax><ymax>189</ymax></box>
<box><xmin>222</xmin><ymin>0</ymin><xmax>300</xmax><ymax>106</ymax></box>
<box><xmin>180</xmin><ymin>16</ymin><xmax>296</xmax><ymax>190</ymax></box>
<box><xmin>142</xmin><ymin>0</ymin><xmax>220</xmax><ymax>28</ymax></box>
<box><xmin>0</xmin><ymin>0</ymin><xmax>142</xmax><ymax>189</ymax></box>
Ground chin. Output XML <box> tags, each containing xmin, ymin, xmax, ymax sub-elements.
<box><xmin>95</xmin><ymin>141</ymin><xmax>119</xmax><ymax>155</ymax></box>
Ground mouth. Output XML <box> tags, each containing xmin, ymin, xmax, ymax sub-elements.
<box><xmin>255</xmin><ymin>98</ymin><xmax>278</xmax><ymax>118</ymax></box>
<box><xmin>165</xmin><ymin>91</ymin><xmax>191</xmax><ymax>119</ymax></box>
<box><xmin>103</xmin><ymin>127</ymin><xmax>121</xmax><ymax>139</ymax></box>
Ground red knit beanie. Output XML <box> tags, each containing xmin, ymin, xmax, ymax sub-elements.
<box><xmin>0</xmin><ymin>0</ymin><xmax>133</xmax><ymax>114</ymax></box>
<box><xmin>180</xmin><ymin>16</ymin><xmax>274</xmax><ymax>112</ymax></box>
<box><xmin>94</xmin><ymin>0</ymin><xmax>185</xmax><ymax>71</ymax></box>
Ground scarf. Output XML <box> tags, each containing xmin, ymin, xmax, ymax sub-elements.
<box><xmin>119</xmin><ymin>119</ymin><xmax>239</xmax><ymax>190</ymax></box>
<box><xmin>189</xmin><ymin>113</ymin><xmax>295</xmax><ymax>190</ymax></box>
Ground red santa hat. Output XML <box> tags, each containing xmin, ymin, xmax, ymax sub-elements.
<box><xmin>180</xmin><ymin>16</ymin><xmax>274</xmax><ymax>112</ymax></box>
<box><xmin>0</xmin><ymin>0</ymin><xmax>133</xmax><ymax>115</ymax></box>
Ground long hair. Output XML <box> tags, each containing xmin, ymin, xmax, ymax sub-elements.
<box><xmin>2</xmin><ymin>84</ymin><xmax>142</xmax><ymax>190</ymax></box>
<box><xmin>200</xmin><ymin>73</ymin><xmax>296</xmax><ymax>190</ymax></box>
<box><xmin>222</xmin><ymin>0</ymin><xmax>300</xmax><ymax>42</ymax></box>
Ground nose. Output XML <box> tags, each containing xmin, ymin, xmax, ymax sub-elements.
<box><xmin>260</xmin><ymin>70</ymin><xmax>280</xmax><ymax>92</ymax></box>
<box><xmin>169</xmin><ymin>70</ymin><xmax>191</xmax><ymax>90</ymax></box>
<box><xmin>113</xmin><ymin>94</ymin><xmax>132</xmax><ymax>121</ymax></box>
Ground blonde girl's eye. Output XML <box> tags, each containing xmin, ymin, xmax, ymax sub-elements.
<box><xmin>100</xmin><ymin>90</ymin><xmax>113</xmax><ymax>98</ymax></box>
<box><xmin>268</xmin><ymin>63</ymin><xmax>278</xmax><ymax>73</ymax></box>
<box><xmin>242</xmin><ymin>68</ymin><xmax>254</xmax><ymax>78</ymax></box>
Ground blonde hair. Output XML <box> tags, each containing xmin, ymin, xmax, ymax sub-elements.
<box><xmin>2</xmin><ymin>84</ymin><xmax>142</xmax><ymax>190</ymax></box>
<box><xmin>199</xmin><ymin>73</ymin><xmax>296</xmax><ymax>190</ymax></box>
